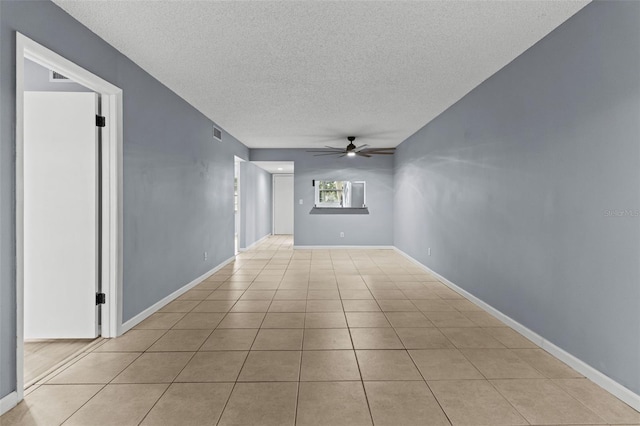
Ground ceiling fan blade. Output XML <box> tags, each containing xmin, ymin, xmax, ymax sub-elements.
<box><xmin>356</xmin><ymin>152</ymin><xmax>372</xmax><ymax>158</ymax></box>
<box><xmin>361</xmin><ymin>147</ymin><xmax>395</xmax><ymax>151</ymax></box>
<box><xmin>306</xmin><ymin>150</ymin><xmax>342</xmax><ymax>153</ymax></box>
<box><xmin>313</xmin><ymin>152</ymin><xmax>342</xmax><ymax>156</ymax></box>
<box><xmin>338</xmin><ymin>154</ymin><xmax>347</xmax><ymax>158</ymax></box>
<box><xmin>355</xmin><ymin>144</ymin><xmax>369</xmax><ymax>150</ymax></box>
<box><xmin>324</xmin><ymin>146</ymin><xmax>345</xmax><ymax>150</ymax></box>
<box><xmin>369</xmin><ymin>152</ymin><xmax>395</xmax><ymax>155</ymax></box>
<box><xmin>360</xmin><ymin>149</ymin><xmax>396</xmax><ymax>154</ymax></box>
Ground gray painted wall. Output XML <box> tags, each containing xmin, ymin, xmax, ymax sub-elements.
<box><xmin>394</xmin><ymin>1</ymin><xmax>640</xmax><ymax>394</ymax></box>
<box><xmin>239</xmin><ymin>162</ymin><xmax>272</xmax><ymax>249</ymax></box>
<box><xmin>250</xmin><ymin>149</ymin><xmax>394</xmax><ymax>246</ymax></box>
<box><xmin>0</xmin><ymin>0</ymin><xmax>248</xmax><ymax>399</ymax></box>
<box><xmin>24</xmin><ymin>58</ymin><xmax>91</xmax><ymax>92</ymax></box>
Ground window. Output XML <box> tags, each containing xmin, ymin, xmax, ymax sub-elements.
<box><xmin>316</xmin><ymin>180</ymin><xmax>345</xmax><ymax>207</ymax></box>
<box><xmin>314</xmin><ymin>180</ymin><xmax>366</xmax><ymax>208</ymax></box>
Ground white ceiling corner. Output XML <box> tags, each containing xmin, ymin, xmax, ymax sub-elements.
<box><xmin>252</xmin><ymin>161</ymin><xmax>294</xmax><ymax>174</ymax></box>
<box><xmin>53</xmin><ymin>0</ymin><xmax>589</xmax><ymax>149</ymax></box>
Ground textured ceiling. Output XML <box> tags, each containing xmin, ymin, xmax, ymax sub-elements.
<box><xmin>54</xmin><ymin>0</ymin><xmax>589</xmax><ymax>149</ymax></box>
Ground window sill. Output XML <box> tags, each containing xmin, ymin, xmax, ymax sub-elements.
<box><xmin>310</xmin><ymin>207</ymin><xmax>369</xmax><ymax>215</ymax></box>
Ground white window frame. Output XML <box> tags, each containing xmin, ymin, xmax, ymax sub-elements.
<box><xmin>352</xmin><ymin>181</ymin><xmax>367</xmax><ymax>208</ymax></box>
<box><xmin>314</xmin><ymin>180</ymin><xmax>346</xmax><ymax>207</ymax></box>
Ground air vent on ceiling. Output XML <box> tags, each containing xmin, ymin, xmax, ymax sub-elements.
<box><xmin>213</xmin><ymin>126</ymin><xmax>222</xmax><ymax>141</ymax></box>
<box><xmin>49</xmin><ymin>69</ymin><xmax>73</xmax><ymax>83</ymax></box>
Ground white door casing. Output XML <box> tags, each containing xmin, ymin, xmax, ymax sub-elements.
<box><xmin>234</xmin><ymin>157</ymin><xmax>242</xmax><ymax>254</ymax></box>
<box><xmin>14</xmin><ymin>32</ymin><xmax>123</xmax><ymax>407</ymax></box>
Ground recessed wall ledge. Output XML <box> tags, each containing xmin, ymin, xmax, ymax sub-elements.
<box><xmin>310</xmin><ymin>207</ymin><xmax>369</xmax><ymax>214</ymax></box>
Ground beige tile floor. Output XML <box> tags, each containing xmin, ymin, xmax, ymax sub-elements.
<box><xmin>3</xmin><ymin>234</ymin><xmax>639</xmax><ymax>425</ymax></box>
<box><xmin>23</xmin><ymin>339</ymin><xmax>97</xmax><ymax>386</ymax></box>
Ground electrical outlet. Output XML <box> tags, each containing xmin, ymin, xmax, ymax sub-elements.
<box><xmin>428</xmin><ymin>248</ymin><xmax>431</xmax><ymax>256</ymax></box>
<box><xmin>299</xmin><ymin>199</ymin><xmax>303</xmax><ymax>205</ymax></box>
<box><xmin>204</xmin><ymin>251</ymin><xmax>208</xmax><ymax>261</ymax></box>
<box><xmin>340</xmin><ymin>232</ymin><xmax>345</xmax><ymax>238</ymax></box>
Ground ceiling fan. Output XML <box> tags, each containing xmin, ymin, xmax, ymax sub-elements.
<box><xmin>306</xmin><ymin>136</ymin><xmax>395</xmax><ymax>158</ymax></box>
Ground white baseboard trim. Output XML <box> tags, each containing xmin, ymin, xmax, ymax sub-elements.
<box><xmin>119</xmin><ymin>256</ymin><xmax>235</xmax><ymax>334</ymax></box>
<box><xmin>293</xmin><ymin>245</ymin><xmax>395</xmax><ymax>250</ymax></box>
<box><xmin>394</xmin><ymin>247</ymin><xmax>640</xmax><ymax>412</ymax></box>
<box><xmin>239</xmin><ymin>233</ymin><xmax>271</xmax><ymax>252</ymax></box>
<box><xmin>540</xmin><ymin>339</ymin><xmax>640</xmax><ymax>411</ymax></box>
<box><xmin>0</xmin><ymin>391</ymin><xmax>18</xmax><ymax>416</ymax></box>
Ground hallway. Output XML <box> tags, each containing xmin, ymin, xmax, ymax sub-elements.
<box><xmin>2</xmin><ymin>235</ymin><xmax>638</xmax><ymax>425</ymax></box>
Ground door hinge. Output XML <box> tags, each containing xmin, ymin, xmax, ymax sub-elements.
<box><xmin>96</xmin><ymin>293</ymin><xmax>106</xmax><ymax>305</ymax></box>
<box><xmin>96</xmin><ymin>115</ymin><xmax>106</xmax><ymax>127</ymax></box>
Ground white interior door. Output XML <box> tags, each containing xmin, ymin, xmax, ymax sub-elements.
<box><xmin>24</xmin><ymin>91</ymin><xmax>99</xmax><ymax>339</ymax></box>
<box><xmin>273</xmin><ymin>174</ymin><xmax>294</xmax><ymax>235</ymax></box>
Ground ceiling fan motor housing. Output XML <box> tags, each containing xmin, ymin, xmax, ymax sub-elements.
<box><xmin>347</xmin><ymin>136</ymin><xmax>357</xmax><ymax>151</ymax></box>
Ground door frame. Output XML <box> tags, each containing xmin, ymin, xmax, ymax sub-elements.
<box><xmin>234</xmin><ymin>156</ymin><xmax>243</xmax><ymax>254</ymax></box>
<box><xmin>15</xmin><ymin>33</ymin><xmax>123</xmax><ymax>399</ymax></box>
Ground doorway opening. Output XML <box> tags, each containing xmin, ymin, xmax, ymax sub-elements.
<box><xmin>15</xmin><ymin>33</ymin><xmax>123</xmax><ymax>399</ymax></box>
<box><xmin>251</xmin><ymin>161</ymin><xmax>295</xmax><ymax>241</ymax></box>
<box><xmin>273</xmin><ymin>173</ymin><xmax>294</xmax><ymax>236</ymax></box>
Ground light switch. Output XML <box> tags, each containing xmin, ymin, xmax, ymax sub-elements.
<box><xmin>299</xmin><ymin>199</ymin><xmax>303</xmax><ymax>205</ymax></box>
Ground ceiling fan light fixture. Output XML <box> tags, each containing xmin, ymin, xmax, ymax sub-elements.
<box><xmin>346</xmin><ymin>136</ymin><xmax>357</xmax><ymax>154</ymax></box>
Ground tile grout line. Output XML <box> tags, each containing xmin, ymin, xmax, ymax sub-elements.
<box><xmin>216</xmin><ymin>256</ymin><xmax>276</xmax><ymax>426</ymax></box>
<box><xmin>57</xmin><ymin>383</ymin><xmax>108</xmax><ymax>426</ymax></box>
<box><xmin>367</xmin><ymin>252</ymin><xmax>455</xmax><ymax>425</ymax></box>
<box><xmin>138</xmin><ymin>258</ymin><xmax>244</xmax><ymax>426</ymax></box>
<box><xmin>344</xmin><ymin>251</ymin><xmax>376</xmax><ymax>426</ymax></box>
<box><xmin>488</xmin><ymin>373</ymin><xmax>607</xmax><ymax>425</ymax></box>
<box><xmin>292</xmin><ymin>261</ymin><xmax>309</xmax><ymax>426</ymax></box>
<box><xmin>136</xmin><ymin>312</ymin><xmax>222</xmax><ymax>423</ymax></box>
<box><xmin>406</xmin><ymin>343</ymin><xmax>455</xmax><ymax>425</ymax></box>
<box><xmin>134</xmin><ymin>280</ymin><xmax>231</xmax><ymax>426</ymax></box>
